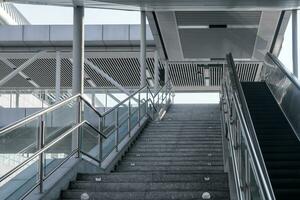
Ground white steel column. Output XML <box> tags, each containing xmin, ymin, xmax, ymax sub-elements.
<box><xmin>55</xmin><ymin>51</ymin><xmax>61</xmax><ymax>101</ymax></box>
<box><xmin>140</xmin><ymin>11</ymin><xmax>147</xmax><ymax>88</ymax></box>
<box><xmin>72</xmin><ymin>6</ymin><xmax>85</xmax><ymax>95</ymax></box>
<box><xmin>154</xmin><ymin>50</ymin><xmax>159</xmax><ymax>93</ymax></box>
<box><xmin>72</xmin><ymin>5</ymin><xmax>84</xmax><ymax>154</ymax></box>
<box><xmin>15</xmin><ymin>92</ymin><xmax>19</xmax><ymax>108</ymax></box>
<box><xmin>292</xmin><ymin>9</ymin><xmax>298</xmax><ymax>78</ymax></box>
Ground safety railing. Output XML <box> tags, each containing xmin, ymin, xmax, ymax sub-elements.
<box><xmin>0</xmin><ymin>82</ymin><xmax>174</xmax><ymax>199</ymax></box>
<box><xmin>221</xmin><ymin>53</ymin><xmax>275</xmax><ymax>200</ymax></box>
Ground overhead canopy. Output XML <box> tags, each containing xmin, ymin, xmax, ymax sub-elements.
<box><xmin>148</xmin><ymin>11</ymin><xmax>283</xmax><ymax>61</ymax></box>
<box><xmin>6</xmin><ymin>0</ymin><xmax>300</xmax><ymax>10</ymax></box>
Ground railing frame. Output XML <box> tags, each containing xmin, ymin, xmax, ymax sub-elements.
<box><xmin>0</xmin><ymin>81</ymin><xmax>174</xmax><ymax>199</ymax></box>
<box><xmin>222</xmin><ymin>53</ymin><xmax>276</xmax><ymax>200</ymax></box>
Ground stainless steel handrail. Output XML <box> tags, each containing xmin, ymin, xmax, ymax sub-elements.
<box><xmin>0</xmin><ymin>121</ymin><xmax>85</xmax><ymax>183</ymax></box>
<box><xmin>0</xmin><ymin>94</ymin><xmax>80</xmax><ymax>136</ymax></box>
<box><xmin>226</xmin><ymin>53</ymin><xmax>275</xmax><ymax>200</ymax></box>
<box><xmin>0</xmin><ymin>85</ymin><xmax>149</xmax><ymax>136</ymax></box>
<box><xmin>267</xmin><ymin>52</ymin><xmax>300</xmax><ymax>90</ymax></box>
<box><xmin>0</xmin><ymin>81</ymin><xmax>174</xmax><ymax>199</ymax></box>
<box><xmin>101</xmin><ymin>86</ymin><xmax>147</xmax><ymax>116</ymax></box>
<box><xmin>0</xmin><ymin>119</ymin><xmax>103</xmax><ymax>183</ymax></box>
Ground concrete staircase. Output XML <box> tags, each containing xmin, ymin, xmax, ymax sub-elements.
<box><xmin>60</xmin><ymin>105</ymin><xmax>230</xmax><ymax>200</ymax></box>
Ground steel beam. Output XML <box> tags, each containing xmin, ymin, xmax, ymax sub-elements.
<box><xmin>154</xmin><ymin>50</ymin><xmax>160</xmax><ymax>93</ymax></box>
<box><xmin>0</xmin><ymin>51</ymin><xmax>45</xmax><ymax>86</ymax></box>
<box><xmin>292</xmin><ymin>9</ymin><xmax>298</xmax><ymax>78</ymax></box>
<box><xmin>85</xmin><ymin>59</ymin><xmax>130</xmax><ymax>95</ymax></box>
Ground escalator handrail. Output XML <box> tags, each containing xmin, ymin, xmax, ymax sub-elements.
<box><xmin>266</xmin><ymin>52</ymin><xmax>300</xmax><ymax>90</ymax></box>
<box><xmin>226</xmin><ymin>53</ymin><xmax>276</xmax><ymax>200</ymax></box>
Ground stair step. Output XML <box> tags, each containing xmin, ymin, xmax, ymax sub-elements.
<box><xmin>116</xmin><ymin>165</ymin><xmax>224</xmax><ymax>172</ymax></box>
<box><xmin>129</xmin><ymin>149</ymin><xmax>223</xmax><ymax>153</ymax></box>
<box><xmin>125</xmin><ymin>152</ymin><xmax>223</xmax><ymax>157</ymax></box>
<box><xmin>61</xmin><ymin>190</ymin><xmax>230</xmax><ymax>200</ymax></box>
<box><xmin>123</xmin><ymin>156</ymin><xmax>223</xmax><ymax>162</ymax></box>
<box><xmin>77</xmin><ymin>172</ymin><xmax>228</xmax><ymax>182</ymax></box>
<box><xmin>69</xmin><ymin>181</ymin><xmax>229</xmax><ymax>192</ymax></box>
<box><xmin>119</xmin><ymin>160</ymin><xmax>223</xmax><ymax>166</ymax></box>
<box><xmin>61</xmin><ymin>104</ymin><xmax>229</xmax><ymax>200</ymax></box>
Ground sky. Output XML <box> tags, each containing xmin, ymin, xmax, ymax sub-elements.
<box><xmin>14</xmin><ymin>4</ymin><xmax>141</xmax><ymax>24</ymax></box>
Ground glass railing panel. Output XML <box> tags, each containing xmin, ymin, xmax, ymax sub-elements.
<box><xmin>118</xmin><ymin>100</ymin><xmax>129</xmax><ymax>143</ymax></box>
<box><xmin>80</xmin><ymin>123</ymin><xmax>100</xmax><ymax>162</ymax></box>
<box><xmin>0</xmin><ymin>117</ymin><xmax>39</xmax><ymax>180</ymax></box>
<box><xmin>118</xmin><ymin>119</ymin><xmax>128</xmax><ymax>143</ymax></box>
<box><xmin>240</xmin><ymin>128</ymin><xmax>247</xmax><ymax>191</ymax></box>
<box><xmin>139</xmin><ymin>89</ymin><xmax>147</xmax><ymax>118</ymax></box>
<box><xmin>140</xmin><ymin>100</ymin><xmax>147</xmax><ymax>118</ymax></box>
<box><xmin>101</xmin><ymin>130</ymin><xmax>116</xmax><ymax>160</ymax></box>
<box><xmin>103</xmin><ymin>111</ymin><xmax>116</xmax><ymax>137</ymax></box>
<box><xmin>130</xmin><ymin>93</ymin><xmax>139</xmax><ymax>127</ymax></box>
<box><xmin>44</xmin><ymin>99</ymin><xmax>78</xmax><ymax>145</ymax></box>
<box><xmin>83</xmin><ymin>102</ymin><xmax>100</xmax><ymax>130</ymax></box>
<box><xmin>0</xmin><ymin>157</ymin><xmax>39</xmax><ymax>200</ymax></box>
<box><xmin>249</xmin><ymin>164</ymin><xmax>263</xmax><ymax>200</ymax></box>
<box><xmin>44</xmin><ymin>131</ymin><xmax>73</xmax><ymax>177</ymax></box>
<box><xmin>263</xmin><ymin>54</ymin><xmax>300</xmax><ymax>137</ymax></box>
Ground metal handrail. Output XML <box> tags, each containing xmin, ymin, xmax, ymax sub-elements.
<box><xmin>80</xmin><ymin>96</ymin><xmax>102</xmax><ymax>118</ymax></box>
<box><xmin>0</xmin><ymin>94</ymin><xmax>80</xmax><ymax>136</ymax></box>
<box><xmin>267</xmin><ymin>52</ymin><xmax>300</xmax><ymax>90</ymax></box>
<box><xmin>0</xmin><ymin>121</ymin><xmax>84</xmax><ymax>183</ymax></box>
<box><xmin>0</xmin><ymin>81</ymin><xmax>174</xmax><ymax>199</ymax></box>
<box><xmin>101</xmin><ymin>85</ymin><xmax>147</xmax><ymax>116</ymax></box>
<box><xmin>0</xmin><ymin>119</ymin><xmax>103</xmax><ymax>183</ymax></box>
<box><xmin>0</xmin><ymin>85</ymin><xmax>149</xmax><ymax>136</ymax></box>
<box><xmin>226</xmin><ymin>53</ymin><xmax>275</xmax><ymax>200</ymax></box>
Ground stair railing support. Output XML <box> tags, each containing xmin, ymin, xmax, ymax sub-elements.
<box><xmin>115</xmin><ymin>107</ymin><xmax>119</xmax><ymax>152</ymax></box>
<box><xmin>128</xmin><ymin>98</ymin><xmax>131</xmax><ymax>137</ymax></box>
<box><xmin>38</xmin><ymin>115</ymin><xmax>45</xmax><ymax>193</ymax></box>
<box><xmin>138</xmin><ymin>92</ymin><xmax>141</xmax><ymax>126</ymax></box>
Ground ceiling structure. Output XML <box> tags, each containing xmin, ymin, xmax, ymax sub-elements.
<box><xmin>0</xmin><ymin>2</ymin><xmax>292</xmax><ymax>92</ymax></box>
<box><xmin>5</xmin><ymin>0</ymin><xmax>300</xmax><ymax>11</ymax></box>
<box><xmin>148</xmin><ymin>11</ymin><xmax>283</xmax><ymax>62</ymax></box>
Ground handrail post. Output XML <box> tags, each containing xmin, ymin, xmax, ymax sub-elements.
<box><xmin>115</xmin><ymin>107</ymin><xmax>119</xmax><ymax>152</ymax></box>
<box><xmin>128</xmin><ymin>98</ymin><xmax>131</xmax><ymax>137</ymax></box>
<box><xmin>38</xmin><ymin>115</ymin><xmax>45</xmax><ymax>193</ymax></box>
<box><xmin>77</xmin><ymin>99</ymin><xmax>82</xmax><ymax>158</ymax></box>
<box><xmin>98</xmin><ymin>117</ymin><xmax>103</xmax><ymax>162</ymax></box>
<box><xmin>146</xmin><ymin>88</ymin><xmax>148</xmax><ymax>115</ymax></box>
<box><xmin>138</xmin><ymin>92</ymin><xmax>141</xmax><ymax>126</ymax></box>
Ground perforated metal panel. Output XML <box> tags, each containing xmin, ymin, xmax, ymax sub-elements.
<box><xmin>0</xmin><ymin>53</ymin><xmax>261</xmax><ymax>90</ymax></box>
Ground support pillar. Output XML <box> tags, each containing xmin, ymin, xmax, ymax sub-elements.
<box><xmin>292</xmin><ymin>9</ymin><xmax>298</xmax><ymax>78</ymax></box>
<box><xmin>154</xmin><ymin>50</ymin><xmax>159</xmax><ymax>93</ymax></box>
<box><xmin>55</xmin><ymin>51</ymin><xmax>61</xmax><ymax>101</ymax></box>
<box><xmin>72</xmin><ymin>6</ymin><xmax>85</xmax><ymax>95</ymax></box>
<box><xmin>72</xmin><ymin>5</ymin><xmax>84</xmax><ymax>153</ymax></box>
<box><xmin>140</xmin><ymin>11</ymin><xmax>147</xmax><ymax>88</ymax></box>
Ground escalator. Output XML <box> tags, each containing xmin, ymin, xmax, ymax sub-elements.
<box><xmin>241</xmin><ymin>82</ymin><xmax>300</xmax><ymax>199</ymax></box>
